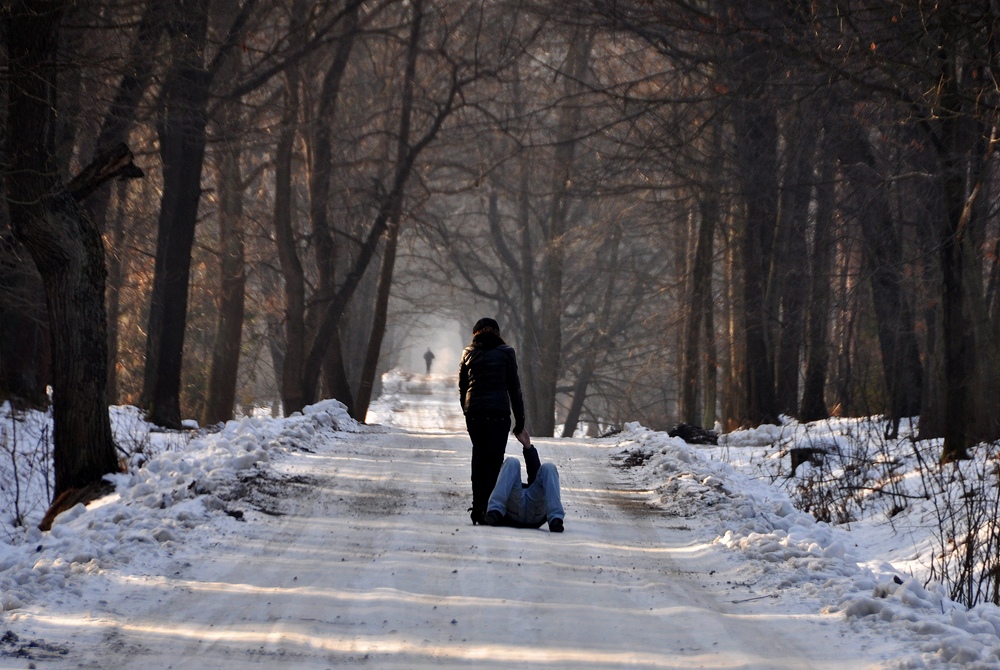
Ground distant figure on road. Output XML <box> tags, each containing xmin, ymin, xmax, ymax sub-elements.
<box><xmin>458</xmin><ymin>317</ymin><xmax>528</xmax><ymax>525</ymax></box>
<box><xmin>484</xmin><ymin>442</ymin><xmax>564</xmax><ymax>533</ymax></box>
<box><xmin>423</xmin><ymin>347</ymin><xmax>435</xmax><ymax>374</ymax></box>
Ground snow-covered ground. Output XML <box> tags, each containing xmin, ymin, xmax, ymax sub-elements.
<box><xmin>1</xmin><ymin>374</ymin><xmax>999</xmax><ymax>668</ymax></box>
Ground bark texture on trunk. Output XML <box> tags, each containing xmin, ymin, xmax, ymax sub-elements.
<box><xmin>202</xmin><ymin>109</ymin><xmax>246</xmax><ymax>425</ymax></box>
<box><xmin>331</xmin><ymin>1</ymin><xmax>419</xmax><ymax>422</ymax></box>
<box><xmin>680</xmin><ymin>122</ymin><xmax>720</xmax><ymax>428</ymax></box>
<box><xmin>201</xmin><ymin>11</ymin><xmax>249</xmax><ymax>426</ymax></box>
<box><xmin>835</xmin><ymin>119</ymin><xmax>923</xmax><ymax>427</ymax></box>
<box><xmin>5</xmin><ymin>0</ymin><xmax>123</xmax><ymax>497</ymax></box>
<box><xmin>774</xmin><ymin>117</ymin><xmax>816</xmax><ymax>417</ymax></box>
<box><xmin>727</xmin><ymin>4</ymin><xmax>782</xmax><ymax>427</ymax></box>
<box><xmin>354</xmin><ymin>217</ymin><xmax>402</xmax><ymax>421</ymax></box>
<box><xmin>733</xmin><ymin>95</ymin><xmax>780</xmax><ymax>426</ymax></box>
<box><xmin>83</xmin><ymin>0</ymin><xmax>165</xmax><ymax>232</ymax></box>
<box><xmin>309</xmin><ymin>7</ymin><xmax>360</xmax><ymax>412</ymax></box>
<box><xmin>680</xmin><ymin>198</ymin><xmax>716</xmax><ymax>426</ymax></box>
<box><xmin>274</xmin><ymin>67</ymin><xmax>307</xmax><ymax>416</ymax></box>
<box><xmin>721</xmin><ymin>222</ymin><xmax>746</xmax><ymax>430</ymax></box>
<box><xmin>536</xmin><ymin>28</ymin><xmax>592</xmax><ymax>437</ymax></box>
<box><xmin>141</xmin><ymin>0</ymin><xmax>210</xmax><ymax>428</ymax></box>
<box><xmin>0</xmin><ymin>237</ymin><xmax>51</xmax><ymax>408</ymax></box>
<box><xmin>561</xmin><ymin>227</ymin><xmax>621</xmax><ymax>438</ymax></box>
<box><xmin>104</xmin><ymin>180</ymin><xmax>129</xmax><ymax>403</ymax></box>
<box><xmin>140</xmin><ymin>0</ymin><xmax>257</xmax><ymax>426</ymax></box>
<box><xmin>926</xmin><ymin>10</ymin><xmax>1000</xmax><ymax>459</ymax></box>
<box><xmin>799</xmin><ymin>134</ymin><xmax>836</xmax><ymax>421</ymax></box>
<box><xmin>516</xmin><ymin>152</ymin><xmax>541</xmax><ymax>430</ymax></box>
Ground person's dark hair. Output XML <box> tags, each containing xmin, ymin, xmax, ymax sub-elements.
<box><xmin>472</xmin><ymin>317</ymin><xmax>500</xmax><ymax>335</ymax></box>
<box><xmin>470</xmin><ymin>317</ymin><xmax>505</xmax><ymax>348</ymax></box>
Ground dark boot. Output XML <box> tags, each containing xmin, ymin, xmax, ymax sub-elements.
<box><xmin>469</xmin><ymin>506</ymin><xmax>484</xmax><ymax>525</ymax></box>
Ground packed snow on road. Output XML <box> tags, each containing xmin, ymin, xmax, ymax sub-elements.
<box><xmin>2</xmin><ymin>371</ymin><xmax>1000</xmax><ymax>668</ymax></box>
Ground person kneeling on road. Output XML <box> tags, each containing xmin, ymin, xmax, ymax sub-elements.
<box><xmin>483</xmin><ymin>442</ymin><xmax>564</xmax><ymax>533</ymax></box>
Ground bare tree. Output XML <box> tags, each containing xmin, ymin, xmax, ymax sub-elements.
<box><xmin>4</xmin><ymin>0</ymin><xmax>139</xmax><ymax>498</ymax></box>
<box><xmin>141</xmin><ymin>0</ymin><xmax>260</xmax><ymax>427</ymax></box>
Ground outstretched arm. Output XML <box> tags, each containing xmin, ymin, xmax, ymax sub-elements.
<box><xmin>522</xmin><ymin>443</ymin><xmax>541</xmax><ymax>486</ymax></box>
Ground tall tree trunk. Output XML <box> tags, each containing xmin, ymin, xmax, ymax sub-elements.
<box><xmin>774</xmin><ymin>116</ymin><xmax>816</xmax><ymax>416</ymax></box>
<box><xmin>536</xmin><ymin>28</ymin><xmax>592</xmax><ymax>437</ymax></box>
<box><xmin>562</xmin><ymin>226</ymin><xmax>621</xmax><ymax>438</ymax></box>
<box><xmin>680</xmin><ymin>193</ymin><xmax>717</xmax><ymax>425</ymax></box>
<box><xmin>105</xmin><ymin>180</ymin><xmax>129</xmax><ymax>404</ymax></box>
<box><xmin>202</xmin><ymin>91</ymin><xmax>246</xmax><ymax>425</ymax></box>
<box><xmin>835</xmin><ymin>118</ymin><xmax>923</xmax><ymax>428</ymax></box>
<box><xmin>0</xmin><ymin>239</ymin><xmax>50</xmax><ymax>409</ymax></box>
<box><xmin>5</xmin><ymin>0</ymin><xmax>122</xmax><ymax>496</ymax></box>
<box><xmin>274</xmin><ymin>67</ymin><xmax>307</xmax><ymax>416</ymax></box>
<box><xmin>701</xmin><ymin>119</ymin><xmax>723</xmax><ymax>429</ymax></box>
<box><xmin>933</xmin><ymin>116</ymin><xmax>998</xmax><ymax>460</ymax></box>
<box><xmin>799</xmin><ymin>135</ymin><xmax>836</xmax><ymax>421</ymax></box>
<box><xmin>906</xmin><ymin>129</ymin><xmax>949</xmax><ymax>440</ymax></box>
<box><xmin>832</xmin><ymin>229</ymin><xmax>859</xmax><ymax>415</ymax></box>
<box><xmin>726</xmin><ymin>3</ymin><xmax>782</xmax><ymax>426</ymax></box>
<box><xmin>308</xmin><ymin>7</ymin><xmax>360</xmax><ymax>411</ymax></box>
<box><xmin>927</xmin><ymin>11</ymin><xmax>1000</xmax><ymax>459</ymax></box>
<box><xmin>347</xmin><ymin>0</ymin><xmax>421</xmax><ymax>422</ymax></box>
<box><xmin>938</xmin><ymin>148</ymin><xmax>974</xmax><ymax>461</ymax></box>
<box><xmin>141</xmin><ymin>0</ymin><xmax>210</xmax><ymax>428</ymax></box>
<box><xmin>83</xmin><ymin>0</ymin><xmax>165</xmax><ymax>232</ymax></box>
<box><xmin>513</xmin><ymin>71</ymin><xmax>542</xmax><ymax>428</ymax></box>
<box><xmin>321</xmin><ymin>335</ymin><xmax>355</xmax><ymax>414</ymax></box>
<box><xmin>53</xmin><ymin>2</ymin><xmax>85</xmax><ymax>177</ymax></box>
<box><xmin>918</xmin><ymin>290</ymin><xmax>946</xmax><ymax>440</ymax></box>
<box><xmin>703</xmin><ymin>268</ymin><xmax>718</xmax><ymax>428</ymax></box>
<box><xmin>354</xmin><ymin>218</ymin><xmax>402</xmax><ymax>421</ymax></box>
<box><xmin>140</xmin><ymin>0</ymin><xmax>257</xmax><ymax>426</ymax></box>
<box><xmin>733</xmin><ymin>93</ymin><xmax>780</xmax><ymax>426</ymax></box>
<box><xmin>721</xmin><ymin>218</ymin><xmax>745</xmax><ymax>430</ymax></box>
<box><xmin>561</xmin><ymin>362</ymin><xmax>594</xmax><ymax>439</ymax></box>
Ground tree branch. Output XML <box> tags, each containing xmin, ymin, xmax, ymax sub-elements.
<box><xmin>68</xmin><ymin>142</ymin><xmax>144</xmax><ymax>203</ymax></box>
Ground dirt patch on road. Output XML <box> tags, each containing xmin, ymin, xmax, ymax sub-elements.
<box><xmin>601</xmin><ymin>487</ymin><xmax>661</xmax><ymax>517</ymax></box>
<box><xmin>228</xmin><ymin>472</ymin><xmax>330</xmax><ymax>517</ymax></box>
<box><xmin>611</xmin><ymin>448</ymin><xmax>653</xmax><ymax>469</ymax></box>
<box><xmin>0</xmin><ymin>630</ymin><xmax>69</xmax><ymax>662</ymax></box>
<box><xmin>348</xmin><ymin>484</ymin><xmax>406</xmax><ymax>517</ymax></box>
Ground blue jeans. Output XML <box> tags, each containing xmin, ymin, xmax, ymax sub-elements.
<box><xmin>486</xmin><ymin>457</ymin><xmax>564</xmax><ymax>526</ymax></box>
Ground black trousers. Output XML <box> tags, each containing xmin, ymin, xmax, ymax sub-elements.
<box><xmin>465</xmin><ymin>412</ymin><xmax>510</xmax><ymax>518</ymax></box>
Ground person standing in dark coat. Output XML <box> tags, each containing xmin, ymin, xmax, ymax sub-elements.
<box><xmin>423</xmin><ymin>347</ymin><xmax>435</xmax><ymax>374</ymax></box>
<box><xmin>458</xmin><ymin>317</ymin><xmax>528</xmax><ymax>524</ymax></box>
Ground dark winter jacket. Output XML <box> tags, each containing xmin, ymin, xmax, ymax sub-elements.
<box><xmin>458</xmin><ymin>331</ymin><xmax>526</xmax><ymax>434</ymax></box>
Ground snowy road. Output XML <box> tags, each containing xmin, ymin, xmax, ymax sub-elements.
<box><xmin>7</xmin><ymin>375</ymin><xmax>876</xmax><ymax>669</ymax></box>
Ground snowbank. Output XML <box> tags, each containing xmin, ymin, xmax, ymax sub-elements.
<box><xmin>614</xmin><ymin>421</ymin><xmax>1000</xmax><ymax>669</ymax></box>
<box><xmin>0</xmin><ymin>399</ymin><xmax>358</xmax><ymax>614</ymax></box>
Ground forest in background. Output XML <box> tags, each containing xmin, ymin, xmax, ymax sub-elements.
<box><xmin>4</xmin><ymin>0</ymin><xmax>1000</xmax><ymax>496</ymax></box>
